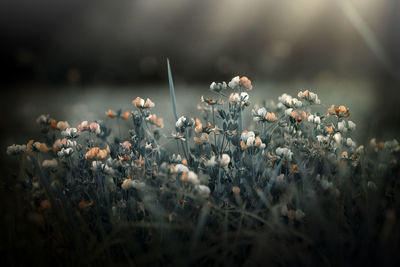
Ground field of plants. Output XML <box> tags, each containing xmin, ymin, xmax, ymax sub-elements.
<box><xmin>2</xmin><ymin>62</ymin><xmax>400</xmax><ymax>266</ymax></box>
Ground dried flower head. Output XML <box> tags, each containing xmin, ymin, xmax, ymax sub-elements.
<box><xmin>56</xmin><ymin>121</ymin><xmax>70</xmax><ymax>131</ymax></box>
<box><xmin>239</xmin><ymin>76</ymin><xmax>253</xmax><ymax>90</ymax></box>
<box><xmin>290</xmin><ymin>110</ymin><xmax>307</xmax><ymax>122</ymax></box>
<box><xmin>105</xmin><ymin>109</ymin><xmax>115</xmax><ymax>118</ymax></box>
<box><xmin>7</xmin><ymin>144</ymin><xmax>27</xmax><ymax>155</ymax></box>
<box><xmin>298</xmin><ymin>90</ymin><xmax>320</xmax><ymax>104</ymax></box>
<box><xmin>132</xmin><ymin>97</ymin><xmax>155</xmax><ymax>108</ymax></box>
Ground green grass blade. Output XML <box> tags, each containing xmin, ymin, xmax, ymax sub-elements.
<box><xmin>167</xmin><ymin>58</ymin><xmax>178</xmax><ymax>122</ymax></box>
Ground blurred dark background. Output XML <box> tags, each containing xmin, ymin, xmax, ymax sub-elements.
<box><xmin>1</xmin><ymin>0</ymin><xmax>400</xmax><ymax>151</ymax></box>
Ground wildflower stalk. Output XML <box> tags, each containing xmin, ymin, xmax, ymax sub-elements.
<box><xmin>238</xmin><ymin>107</ymin><xmax>243</xmax><ymax>134</ymax></box>
<box><xmin>185</xmin><ymin>128</ymin><xmax>191</xmax><ymax>159</ymax></box>
<box><xmin>212</xmin><ymin>106</ymin><xmax>217</xmax><ymax>152</ymax></box>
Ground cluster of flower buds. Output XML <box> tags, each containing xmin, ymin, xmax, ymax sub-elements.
<box><xmin>297</xmin><ymin>90</ymin><xmax>321</xmax><ymax>104</ymax></box>
<box><xmin>175</xmin><ymin>116</ymin><xmax>194</xmax><ymax>132</ymax></box>
<box><xmin>337</xmin><ymin>120</ymin><xmax>356</xmax><ymax>133</ymax></box>
<box><xmin>290</xmin><ymin>109</ymin><xmax>307</xmax><ymax>123</ymax></box>
<box><xmin>85</xmin><ymin>146</ymin><xmax>110</xmax><ymax>160</ymax></box>
<box><xmin>307</xmin><ymin>114</ymin><xmax>321</xmax><ymax>124</ymax></box>
<box><xmin>276</xmin><ymin>147</ymin><xmax>293</xmax><ymax>161</ymax></box>
<box><xmin>56</xmin><ymin>121</ymin><xmax>70</xmax><ymax>131</ymax></box>
<box><xmin>132</xmin><ymin>97</ymin><xmax>155</xmax><ymax>109</ymax></box>
<box><xmin>61</xmin><ymin>127</ymin><xmax>79</xmax><ymax>138</ymax></box>
<box><xmin>228</xmin><ymin>76</ymin><xmax>253</xmax><ymax>90</ymax></box>
<box><xmin>146</xmin><ymin>114</ymin><xmax>164</xmax><ymax>128</ymax></box>
<box><xmin>279</xmin><ymin>93</ymin><xmax>302</xmax><ymax>108</ymax></box>
<box><xmin>252</xmin><ymin>107</ymin><xmax>277</xmax><ymax>123</ymax></box>
<box><xmin>31</xmin><ymin>141</ymin><xmax>51</xmax><ymax>153</ymax></box>
<box><xmin>77</xmin><ymin>121</ymin><xmax>102</xmax><ymax>135</ymax></box>
<box><xmin>209</xmin><ymin>81</ymin><xmax>227</xmax><ymax>93</ymax></box>
<box><xmin>230</xmin><ymin>92</ymin><xmax>250</xmax><ymax>106</ymax></box>
<box><xmin>57</xmin><ymin>147</ymin><xmax>74</xmax><ymax>158</ymax></box>
<box><xmin>53</xmin><ymin>138</ymin><xmax>76</xmax><ymax>152</ymax></box>
<box><xmin>240</xmin><ymin>131</ymin><xmax>266</xmax><ymax>150</ymax></box>
<box><xmin>6</xmin><ymin>144</ymin><xmax>27</xmax><ymax>155</ymax></box>
<box><xmin>105</xmin><ymin>109</ymin><xmax>130</xmax><ymax>120</ymax></box>
<box><xmin>328</xmin><ymin>105</ymin><xmax>350</xmax><ymax>118</ymax></box>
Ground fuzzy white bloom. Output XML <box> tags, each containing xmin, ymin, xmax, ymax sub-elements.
<box><xmin>284</xmin><ymin>108</ymin><xmax>293</xmax><ymax>116</ymax></box>
<box><xmin>338</xmin><ymin>121</ymin><xmax>347</xmax><ymax>133</ymax></box>
<box><xmin>206</xmin><ymin>156</ymin><xmax>217</xmax><ymax>167</ymax></box>
<box><xmin>246</xmin><ymin>136</ymin><xmax>255</xmax><ymax>147</ymax></box>
<box><xmin>42</xmin><ymin>159</ymin><xmax>58</xmax><ymax>169</ymax></box>
<box><xmin>175</xmin><ymin>164</ymin><xmax>189</xmax><ymax>173</ymax></box>
<box><xmin>252</xmin><ymin>107</ymin><xmax>267</xmax><ymax>122</ymax></box>
<box><xmin>7</xmin><ymin>144</ymin><xmax>27</xmax><ymax>155</ymax></box>
<box><xmin>279</xmin><ymin>93</ymin><xmax>293</xmax><ymax>107</ymax></box>
<box><xmin>175</xmin><ymin>116</ymin><xmax>194</xmax><ymax>130</ymax></box>
<box><xmin>57</xmin><ymin>147</ymin><xmax>73</xmax><ymax>158</ymax></box>
<box><xmin>241</xmin><ymin>131</ymin><xmax>255</xmax><ymax>142</ymax></box>
<box><xmin>276</xmin><ymin>147</ymin><xmax>293</xmax><ymax>161</ymax></box>
<box><xmin>292</xmin><ymin>98</ymin><xmax>303</xmax><ymax>108</ymax></box>
<box><xmin>316</xmin><ymin>135</ymin><xmax>329</xmax><ymax>144</ymax></box>
<box><xmin>220</xmin><ymin>154</ymin><xmax>230</xmax><ymax>167</ymax></box>
<box><xmin>348</xmin><ymin>121</ymin><xmax>356</xmax><ymax>131</ymax></box>
<box><xmin>279</xmin><ymin>93</ymin><xmax>301</xmax><ymax>108</ymax></box>
<box><xmin>228</xmin><ymin>76</ymin><xmax>240</xmax><ymax>88</ymax></box>
<box><xmin>196</xmin><ymin>185</ymin><xmax>211</xmax><ymax>197</ymax></box>
<box><xmin>256</xmin><ymin>107</ymin><xmax>267</xmax><ymax>117</ymax></box>
<box><xmin>62</xmin><ymin>127</ymin><xmax>79</xmax><ymax>138</ymax></box>
<box><xmin>188</xmin><ymin>171</ymin><xmax>199</xmax><ymax>184</ymax></box>
<box><xmin>346</xmin><ymin>138</ymin><xmax>356</xmax><ymax>147</ymax></box>
<box><xmin>176</xmin><ymin>116</ymin><xmax>185</xmax><ymax>128</ymax></box>
<box><xmin>308</xmin><ymin>114</ymin><xmax>321</xmax><ymax>124</ymax></box>
<box><xmin>240</xmin><ymin>92</ymin><xmax>249</xmax><ymax>104</ymax></box>
<box><xmin>334</xmin><ymin>132</ymin><xmax>342</xmax><ymax>144</ymax></box>
<box><xmin>210</xmin><ymin>81</ymin><xmax>227</xmax><ymax>92</ymax></box>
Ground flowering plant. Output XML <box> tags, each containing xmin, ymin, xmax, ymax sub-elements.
<box><xmin>5</xmin><ymin>61</ymin><xmax>400</xmax><ymax>266</ymax></box>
